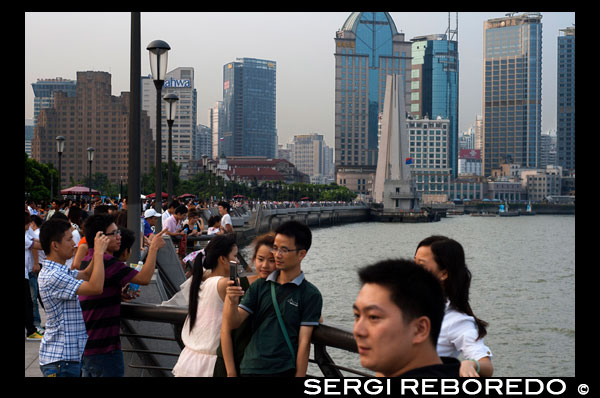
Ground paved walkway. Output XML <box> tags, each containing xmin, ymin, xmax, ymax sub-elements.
<box><xmin>24</xmin><ymin>305</ymin><xmax>45</xmax><ymax>377</ymax></box>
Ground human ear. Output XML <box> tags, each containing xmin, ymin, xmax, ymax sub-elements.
<box><xmin>411</xmin><ymin>316</ymin><xmax>431</xmax><ymax>344</ymax></box>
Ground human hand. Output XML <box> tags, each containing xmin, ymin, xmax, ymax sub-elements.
<box><xmin>225</xmin><ymin>279</ymin><xmax>244</xmax><ymax>304</ymax></box>
<box><xmin>459</xmin><ymin>360</ymin><xmax>480</xmax><ymax>377</ymax></box>
<box><xmin>94</xmin><ymin>231</ymin><xmax>110</xmax><ymax>254</ymax></box>
<box><xmin>150</xmin><ymin>229</ymin><xmax>167</xmax><ymax>250</ymax></box>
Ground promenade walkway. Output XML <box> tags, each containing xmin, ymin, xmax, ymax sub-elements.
<box><xmin>24</xmin><ymin>306</ymin><xmax>45</xmax><ymax>377</ymax></box>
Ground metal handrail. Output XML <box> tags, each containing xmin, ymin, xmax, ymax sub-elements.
<box><xmin>120</xmin><ymin>302</ymin><xmax>370</xmax><ymax>377</ymax></box>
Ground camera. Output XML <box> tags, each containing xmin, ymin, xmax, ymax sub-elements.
<box><xmin>229</xmin><ymin>261</ymin><xmax>239</xmax><ymax>286</ymax></box>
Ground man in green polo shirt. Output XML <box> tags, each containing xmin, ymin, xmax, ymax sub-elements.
<box><xmin>223</xmin><ymin>220</ymin><xmax>322</xmax><ymax>377</ymax></box>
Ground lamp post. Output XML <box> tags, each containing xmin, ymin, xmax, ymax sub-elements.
<box><xmin>164</xmin><ymin>93</ymin><xmax>179</xmax><ymax>202</ymax></box>
<box><xmin>56</xmin><ymin>136</ymin><xmax>65</xmax><ymax>196</ymax></box>
<box><xmin>147</xmin><ymin>39</ymin><xmax>170</xmax><ymax>229</ymax></box>
<box><xmin>87</xmin><ymin>147</ymin><xmax>95</xmax><ymax>200</ymax></box>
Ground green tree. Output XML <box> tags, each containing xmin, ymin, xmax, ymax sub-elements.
<box><xmin>25</xmin><ymin>152</ymin><xmax>58</xmax><ymax>202</ymax></box>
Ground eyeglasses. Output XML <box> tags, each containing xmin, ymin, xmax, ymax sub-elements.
<box><xmin>270</xmin><ymin>246</ymin><xmax>301</xmax><ymax>255</ymax></box>
<box><xmin>105</xmin><ymin>230</ymin><xmax>121</xmax><ymax>236</ymax></box>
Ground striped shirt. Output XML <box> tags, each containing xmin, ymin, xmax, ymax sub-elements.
<box><xmin>78</xmin><ymin>249</ymin><xmax>138</xmax><ymax>356</ymax></box>
<box><xmin>38</xmin><ymin>259</ymin><xmax>87</xmax><ymax>365</ymax></box>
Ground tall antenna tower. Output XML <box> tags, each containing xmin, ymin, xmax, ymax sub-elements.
<box><xmin>446</xmin><ymin>12</ymin><xmax>458</xmax><ymax>42</ymax></box>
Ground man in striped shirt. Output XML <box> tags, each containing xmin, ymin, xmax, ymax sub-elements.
<box><xmin>38</xmin><ymin>218</ymin><xmax>110</xmax><ymax>377</ymax></box>
<box><xmin>78</xmin><ymin>214</ymin><xmax>166</xmax><ymax>377</ymax></box>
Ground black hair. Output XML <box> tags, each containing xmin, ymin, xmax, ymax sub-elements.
<box><xmin>416</xmin><ymin>235</ymin><xmax>488</xmax><ymax>339</ymax></box>
<box><xmin>68</xmin><ymin>205</ymin><xmax>83</xmax><ymax>226</ymax></box>
<box><xmin>218</xmin><ymin>201</ymin><xmax>230</xmax><ymax>212</ymax></box>
<box><xmin>31</xmin><ymin>215</ymin><xmax>44</xmax><ymax>228</ymax></box>
<box><xmin>84</xmin><ymin>214</ymin><xmax>115</xmax><ymax>248</ymax></box>
<box><xmin>39</xmin><ymin>217</ymin><xmax>73</xmax><ymax>256</ymax></box>
<box><xmin>358</xmin><ymin>259</ymin><xmax>446</xmax><ymax>345</ymax></box>
<box><xmin>94</xmin><ymin>205</ymin><xmax>110</xmax><ymax>215</ymax></box>
<box><xmin>114</xmin><ymin>227</ymin><xmax>135</xmax><ymax>259</ymax></box>
<box><xmin>208</xmin><ymin>215</ymin><xmax>221</xmax><ymax>227</ymax></box>
<box><xmin>174</xmin><ymin>205</ymin><xmax>188</xmax><ymax>215</ymax></box>
<box><xmin>274</xmin><ymin>220</ymin><xmax>312</xmax><ymax>252</ymax></box>
<box><xmin>188</xmin><ymin>234</ymin><xmax>237</xmax><ymax>332</ymax></box>
<box><xmin>25</xmin><ymin>211</ymin><xmax>31</xmax><ymax>226</ymax></box>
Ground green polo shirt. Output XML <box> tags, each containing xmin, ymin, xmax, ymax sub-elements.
<box><xmin>238</xmin><ymin>270</ymin><xmax>322</xmax><ymax>375</ymax></box>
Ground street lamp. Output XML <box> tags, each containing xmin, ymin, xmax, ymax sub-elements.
<box><xmin>87</xmin><ymin>147</ymin><xmax>95</xmax><ymax>199</ymax></box>
<box><xmin>147</xmin><ymin>39</ymin><xmax>171</xmax><ymax>228</ymax></box>
<box><xmin>56</xmin><ymin>136</ymin><xmax>65</xmax><ymax>195</ymax></box>
<box><xmin>164</xmin><ymin>93</ymin><xmax>179</xmax><ymax>201</ymax></box>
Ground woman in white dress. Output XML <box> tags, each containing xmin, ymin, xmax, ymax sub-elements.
<box><xmin>172</xmin><ymin>234</ymin><xmax>238</xmax><ymax>377</ymax></box>
<box><xmin>414</xmin><ymin>235</ymin><xmax>494</xmax><ymax>377</ymax></box>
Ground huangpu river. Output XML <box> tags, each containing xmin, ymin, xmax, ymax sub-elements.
<box><xmin>242</xmin><ymin>214</ymin><xmax>575</xmax><ymax>377</ymax></box>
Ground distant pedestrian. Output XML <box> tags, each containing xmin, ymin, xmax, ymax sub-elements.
<box><xmin>218</xmin><ymin>201</ymin><xmax>234</xmax><ymax>234</ymax></box>
<box><xmin>25</xmin><ymin>212</ymin><xmax>43</xmax><ymax>341</ymax></box>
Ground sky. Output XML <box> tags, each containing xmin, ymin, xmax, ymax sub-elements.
<box><xmin>25</xmin><ymin>12</ymin><xmax>575</xmax><ymax>147</ymax></box>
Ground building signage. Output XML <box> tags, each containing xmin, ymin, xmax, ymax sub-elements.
<box><xmin>459</xmin><ymin>149</ymin><xmax>481</xmax><ymax>160</ymax></box>
<box><xmin>163</xmin><ymin>78</ymin><xmax>191</xmax><ymax>88</ymax></box>
<box><xmin>224</xmin><ymin>80</ymin><xmax>230</xmax><ymax>90</ymax></box>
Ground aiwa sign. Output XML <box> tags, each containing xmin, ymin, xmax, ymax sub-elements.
<box><xmin>163</xmin><ymin>78</ymin><xmax>191</xmax><ymax>88</ymax></box>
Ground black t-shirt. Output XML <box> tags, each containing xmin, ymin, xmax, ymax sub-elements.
<box><xmin>399</xmin><ymin>357</ymin><xmax>461</xmax><ymax>377</ymax></box>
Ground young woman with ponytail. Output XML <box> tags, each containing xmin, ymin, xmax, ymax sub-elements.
<box><xmin>171</xmin><ymin>234</ymin><xmax>238</xmax><ymax>377</ymax></box>
<box><xmin>414</xmin><ymin>235</ymin><xmax>494</xmax><ymax>377</ymax></box>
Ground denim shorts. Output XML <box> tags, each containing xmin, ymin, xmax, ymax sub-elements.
<box><xmin>40</xmin><ymin>361</ymin><xmax>82</xmax><ymax>377</ymax></box>
<box><xmin>81</xmin><ymin>349</ymin><xmax>125</xmax><ymax>377</ymax></box>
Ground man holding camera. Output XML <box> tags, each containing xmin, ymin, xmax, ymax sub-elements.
<box><xmin>223</xmin><ymin>220</ymin><xmax>322</xmax><ymax>377</ymax></box>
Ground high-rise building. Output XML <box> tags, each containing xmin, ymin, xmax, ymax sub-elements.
<box><xmin>31</xmin><ymin>77</ymin><xmax>77</xmax><ymax>127</ymax></box>
<box><xmin>142</xmin><ymin>67</ymin><xmax>197</xmax><ymax>179</ymax></box>
<box><xmin>410</xmin><ymin>32</ymin><xmax>459</xmax><ymax>177</ymax></box>
<box><xmin>291</xmin><ymin>134</ymin><xmax>326</xmax><ymax>183</ymax></box>
<box><xmin>209</xmin><ymin>101</ymin><xmax>224</xmax><ymax>158</ymax></box>
<box><xmin>195</xmin><ymin>124</ymin><xmax>212</xmax><ymax>159</ymax></box>
<box><xmin>222</xmin><ymin>58</ymin><xmax>277</xmax><ymax>158</ymax></box>
<box><xmin>556</xmin><ymin>26</ymin><xmax>575</xmax><ymax>173</ymax></box>
<box><xmin>31</xmin><ymin>71</ymin><xmax>154</xmax><ymax>187</ymax></box>
<box><xmin>25</xmin><ymin>119</ymin><xmax>34</xmax><ymax>156</ymax></box>
<box><xmin>334</xmin><ymin>12</ymin><xmax>412</xmax><ymax>195</ymax></box>
<box><xmin>482</xmin><ymin>13</ymin><xmax>543</xmax><ymax>176</ymax></box>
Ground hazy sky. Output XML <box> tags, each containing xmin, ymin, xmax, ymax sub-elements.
<box><xmin>25</xmin><ymin>12</ymin><xmax>575</xmax><ymax>147</ymax></box>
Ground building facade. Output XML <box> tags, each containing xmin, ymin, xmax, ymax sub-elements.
<box><xmin>195</xmin><ymin>124</ymin><xmax>212</xmax><ymax>160</ymax></box>
<box><xmin>31</xmin><ymin>71</ymin><xmax>154</xmax><ymax>187</ymax></box>
<box><xmin>222</xmin><ymin>58</ymin><xmax>277</xmax><ymax>158</ymax></box>
<box><xmin>556</xmin><ymin>26</ymin><xmax>575</xmax><ymax>173</ymax></box>
<box><xmin>482</xmin><ymin>13</ymin><xmax>543</xmax><ymax>176</ymax></box>
<box><xmin>209</xmin><ymin>101</ymin><xmax>224</xmax><ymax>158</ymax></box>
<box><xmin>410</xmin><ymin>34</ymin><xmax>459</xmax><ymax>177</ymax></box>
<box><xmin>142</xmin><ymin>67</ymin><xmax>197</xmax><ymax>179</ymax></box>
<box><xmin>291</xmin><ymin>134</ymin><xmax>326</xmax><ymax>183</ymax></box>
<box><xmin>334</xmin><ymin>12</ymin><xmax>412</xmax><ymax>194</ymax></box>
<box><xmin>31</xmin><ymin>77</ymin><xmax>77</xmax><ymax>127</ymax></box>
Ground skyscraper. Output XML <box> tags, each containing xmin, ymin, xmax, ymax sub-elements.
<box><xmin>410</xmin><ymin>32</ymin><xmax>458</xmax><ymax>177</ymax></box>
<box><xmin>334</xmin><ymin>12</ymin><xmax>412</xmax><ymax>196</ymax></box>
<box><xmin>222</xmin><ymin>58</ymin><xmax>277</xmax><ymax>158</ymax></box>
<box><xmin>209</xmin><ymin>101</ymin><xmax>224</xmax><ymax>158</ymax></box>
<box><xmin>556</xmin><ymin>26</ymin><xmax>575</xmax><ymax>173</ymax></box>
<box><xmin>31</xmin><ymin>77</ymin><xmax>77</xmax><ymax>127</ymax></box>
<box><xmin>31</xmin><ymin>71</ymin><xmax>154</xmax><ymax>187</ymax></box>
<box><xmin>482</xmin><ymin>12</ymin><xmax>542</xmax><ymax>176</ymax></box>
<box><xmin>142</xmin><ymin>67</ymin><xmax>197</xmax><ymax>179</ymax></box>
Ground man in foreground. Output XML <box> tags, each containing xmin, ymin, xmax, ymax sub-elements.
<box><xmin>353</xmin><ymin>259</ymin><xmax>460</xmax><ymax>377</ymax></box>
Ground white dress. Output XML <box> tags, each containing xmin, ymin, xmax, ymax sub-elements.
<box><xmin>172</xmin><ymin>276</ymin><xmax>224</xmax><ymax>377</ymax></box>
<box><xmin>436</xmin><ymin>300</ymin><xmax>493</xmax><ymax>361</ymax></box>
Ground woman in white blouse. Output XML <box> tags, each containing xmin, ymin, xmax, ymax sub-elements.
<box><xmin>414</xmin><ymin>235</ymin><xmax>494</xmax><ymax>377</ymax></box>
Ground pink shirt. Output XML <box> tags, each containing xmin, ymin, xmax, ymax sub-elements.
<box><xmin>164</xmin><ymin>214</ymin><xmax>181</xmax><ymax>233</ymax></box>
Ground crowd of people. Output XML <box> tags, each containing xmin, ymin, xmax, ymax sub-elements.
<box><xmin>26</xmin><ymin>196</ymin><xmax>493</xmax><ymax>378</ymax></box>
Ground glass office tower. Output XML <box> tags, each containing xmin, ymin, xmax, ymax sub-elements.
<box><xmin>410</xmin><ymin>34</ymin><xmax>459</xmax><ymax>177</ymax></box>
<box><xmin>334</xmin><ymin>12</ymin><xmax>412</xmax><ymax>195</ymax></box>
<box><xmin>556</xmin><ymin>26</ymin><xmax>575</xmax><ymax>173</ymax></box>
<box><xmin>483</xmin><ymin>13</ymin><xmax>542</xmax><ymax>176</ymax></box>
<box><xmin>222</xmin><ymin>58</ymin><xmax>277</xmax><ymax>158</ymax></box>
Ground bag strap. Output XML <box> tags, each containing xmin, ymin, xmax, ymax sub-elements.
<box><xmin>270</xmin><ymin>282</ymin><xmax>296</xmax><ymax>363</ymax></box>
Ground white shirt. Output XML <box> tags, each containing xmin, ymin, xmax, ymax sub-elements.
<box><xmin>437</xmin><ymin>301</ymin><xmax>492</xmax><ymax>361</ymax></box>
<box><xmin>220</xmin><ymin>213</ymin><xmax>232</xmax><ymax>231</ymax></box>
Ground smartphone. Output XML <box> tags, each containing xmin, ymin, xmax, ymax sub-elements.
<box><xmin>229</xmin><ymin>261</ymin><xmax>239</xmax><ymax>286</ymax></box>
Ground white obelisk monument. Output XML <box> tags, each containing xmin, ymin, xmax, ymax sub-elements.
<box><xmin>373</xmin><ymin>74</ymin><xmax>420</xmax><ymax>210</ymax></box>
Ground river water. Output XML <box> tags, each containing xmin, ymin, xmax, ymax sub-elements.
<box><xmin>243</xmin><ymin>214</ymin><xmax>575</xmax><ymax>377</ymax></box>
